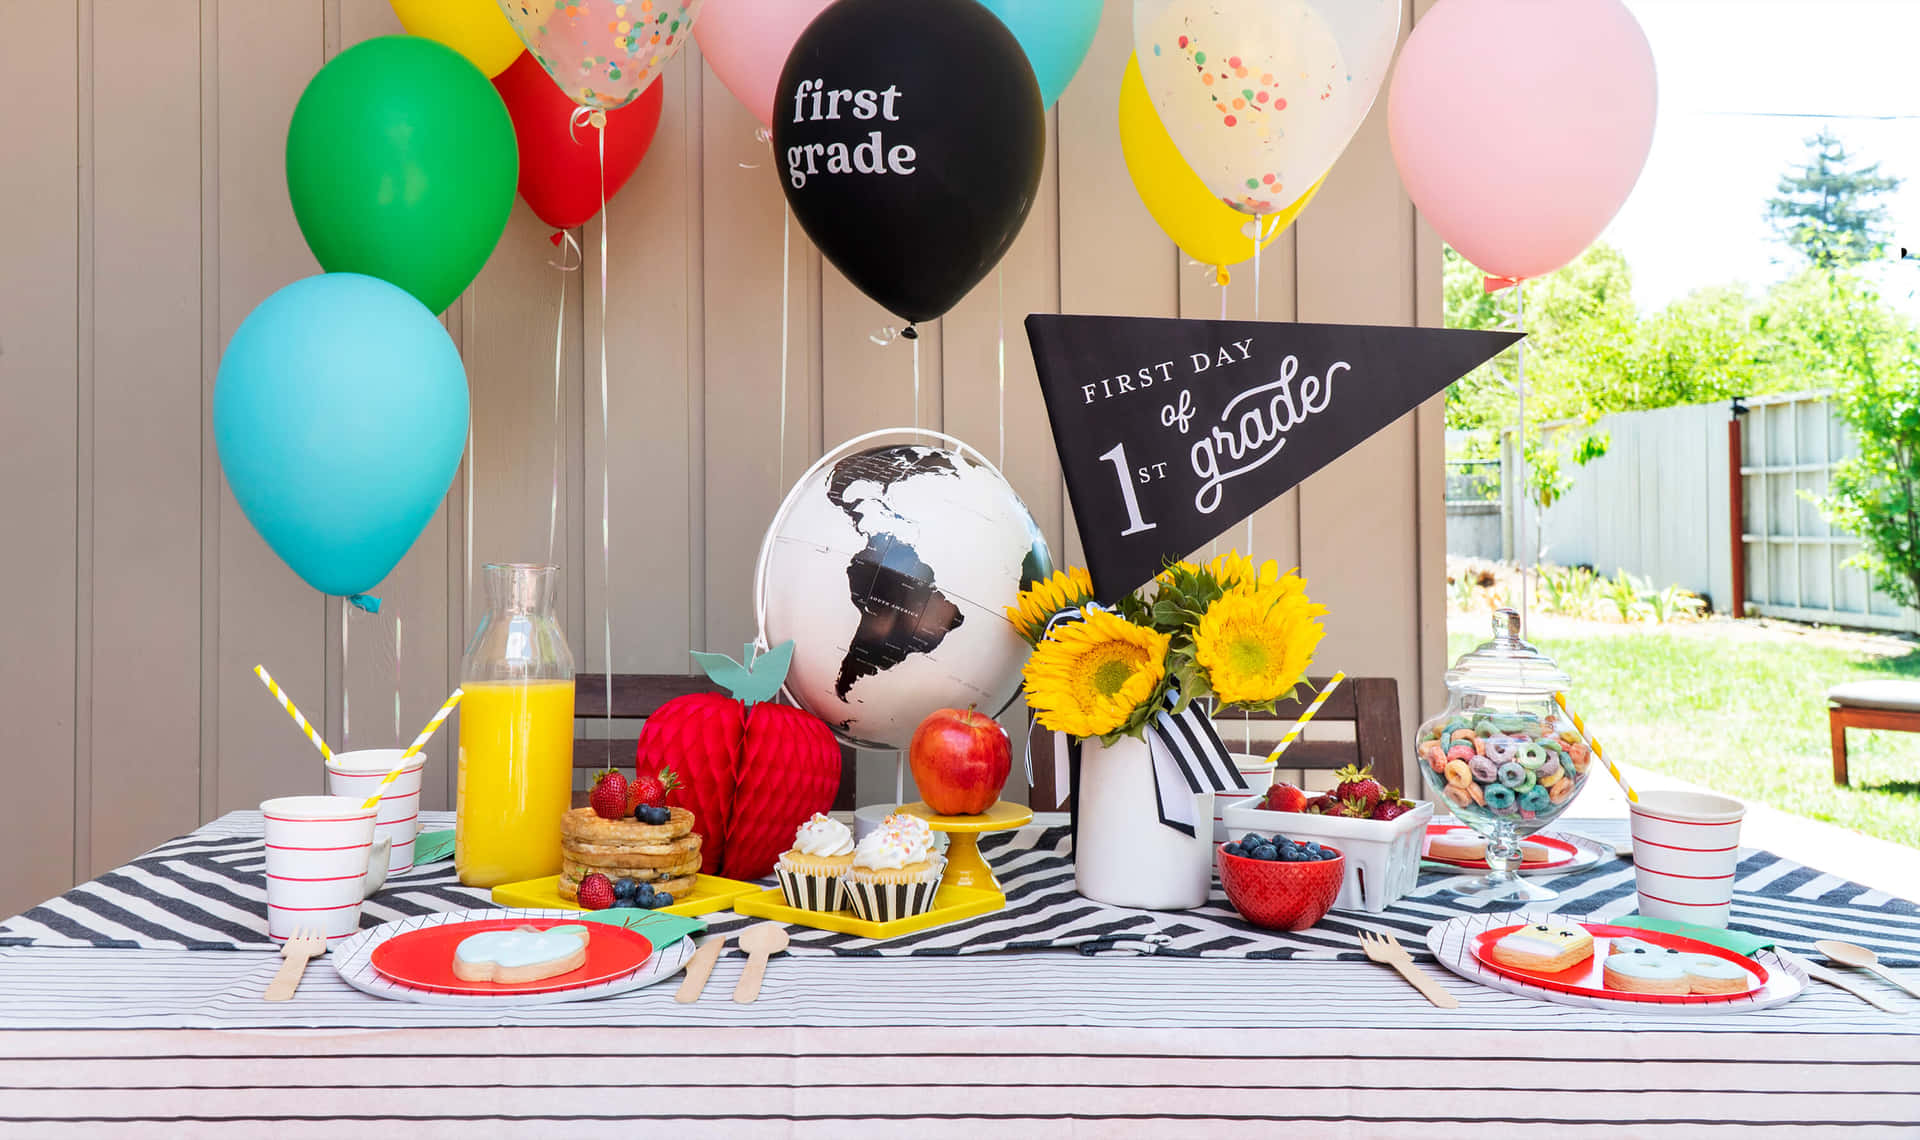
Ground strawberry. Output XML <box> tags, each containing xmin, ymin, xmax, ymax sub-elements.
<box><xmin>575</xmin><ymin>872</ymin><xmax>615</xmax><ymax>910</ymax></box>
<box><xmin>1333</xmin><ymin>764</ymin><xmax>1386</xmax><ymax>812</ymax></box>
<box><xmin>589</xmin><ymin>770</ymin><xmax>629</xmax><ymax>820</ymax></box>
<box><xmin>627</xmin><ymin>766</ymin><xmax>682</xmax><ymax>811</ymax></box>
<box><xmin>1260</xmin><ymin>782</ymin><xmax>1308</xmax><ymax>813</ymax></box>
<box><xmin>1371</xmin><ymin>800</ymin><xmax>1412</xmax><ymax>822</ymax></box>
<box><xmin>636</xmin><ymin>644</ymin><xmax>841</xmax><ymax>880</ymax></box>
<box><xmin>1302</xmin><ymin>794</ymin><xmax>1341</xmax><ymax>815</ymax></box>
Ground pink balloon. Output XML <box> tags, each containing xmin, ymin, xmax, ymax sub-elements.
<box><xmin>1388</xmin><ymin>0</ymin><xmax>1656</xmax><ymax>282</ymax></box>
<box><xmin>695</xmin><ymin>0</ymin><xmax>833</xmax><ymax>129</ymax></box>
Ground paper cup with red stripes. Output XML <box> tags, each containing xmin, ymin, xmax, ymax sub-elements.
<box><xmin>324</xmin><ymin>748</ymin><xmax>424</xmax><ymax>871</ymax></box>
<box><xmin>262</xmin><ymin>795</ymin><xmax>391</xmax><ymax>944</ymax></box>
<box><xmin>1628</xmin><ymin>790</ymin><xmax>1746</xmax><ymax>928</ymax></box>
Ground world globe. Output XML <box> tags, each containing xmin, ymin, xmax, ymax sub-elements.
<box><xmin>757</xmin><ymin>438</ymin><xmax>1052</xmax><ymax>751</ymax></box>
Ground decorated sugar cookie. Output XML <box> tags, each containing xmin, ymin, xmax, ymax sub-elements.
<box><xmin>1488</xmin><ymin>922</ymin><xmax>1595</xmax><ymax>973</ymax></box>
<box><xmin>451</xmin><ymin>924</ymin><xmax>590</xmax><ymax>984</ymax></box>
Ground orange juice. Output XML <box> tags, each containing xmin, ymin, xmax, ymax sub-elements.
<box><xmin>455</xmin><ymin>679</ymin><xmax>576</xmax><ymax>887</ymax></box>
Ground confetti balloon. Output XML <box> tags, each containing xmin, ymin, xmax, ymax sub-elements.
<box><xmin>1118</xmin><ymin>54</ymin><xmax>1321</xmax><ymax>277</ymax></box>
<box><xmin>1133</xmin><ymin>0</ymin><xmax>1400</xmax><ymax>215</ymax></box>
<box><xmin>497</xmin><ymin>0</ymin><xmax>705</xmax><ymax>110</ymax></box>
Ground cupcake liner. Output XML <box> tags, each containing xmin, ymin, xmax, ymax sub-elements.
<box><xmin>775</xmin><ymin>865</ymin><xmax>845</xmax><ymax>912</ymax></box>
<box><xmin>841</xmin><ymin>865</ymin><xmax>944</xmax><ymax>923</ymax></box>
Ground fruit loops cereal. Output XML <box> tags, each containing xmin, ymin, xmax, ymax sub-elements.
<box><xmin>1415</xmin><ymin>713</ymin><xmax>1590</xmax><ymax>825</ymax></box>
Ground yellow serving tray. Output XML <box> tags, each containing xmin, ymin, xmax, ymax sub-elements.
<box><xmin>730</xmin><ymin>883</ymin><xmax>1004</xmax><ymax>941</ymax></box>
<box><xmin>490</xmin><ymin>872</ymin><xmax>761</xmax><ymax>917</ymax></box>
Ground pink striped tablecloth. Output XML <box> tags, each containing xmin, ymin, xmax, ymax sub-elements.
<box><xmin>0</xmin><ymin>814</ymin><xmax>1916</xmax><ymax>1136</ymax></box>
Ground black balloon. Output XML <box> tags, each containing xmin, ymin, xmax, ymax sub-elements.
<box><xmin>773</xmin><ymin>0</ymin><xmax>1044</xmax><ymax>327</ymax></box>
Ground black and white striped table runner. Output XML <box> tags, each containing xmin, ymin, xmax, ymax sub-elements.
<box><xmin>5</xmin><ymin>812</ymin><xmax>1918</xmax><ymax>968</ymax></box>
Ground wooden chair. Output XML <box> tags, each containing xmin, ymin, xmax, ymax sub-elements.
<box><xmin>573</xmin><ymin>674</ymin><xmax>860</xmax><ymax>808</ymax></box>
<box><xmin>1826</xmin><ymin>680</ymin><xmax>1920</xmax><ymax>786</ymax></box>
<box><xmin>1026</xmin><ymin>676</ymin><xmax>1405</xmax><ymax>810</ymax></box>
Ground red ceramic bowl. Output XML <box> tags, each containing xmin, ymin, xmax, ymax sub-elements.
<box><xmin>1217</xmin><ymin>843</ymin><xmax>1345</xmax><ymax>931</ymax></box>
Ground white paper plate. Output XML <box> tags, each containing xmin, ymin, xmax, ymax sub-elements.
<box><xmin>1425</xmin><ymin>910</ymin><xmax>1807</xmax><ymax>1014</ymax></box>
<box><xmin>1421</xmin><ymin>827</ymin><xmax>1613</xmax><ymax>878</ymax></box>
<box><xmin>331</xmin><ymin>907</ymin><xmax>697</xmax><ymax>1007</ymax></box>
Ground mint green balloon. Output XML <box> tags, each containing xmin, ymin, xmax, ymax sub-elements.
<box><xmin>978</xmin><ymin>0</ymin><xmax>1102</xmax><ymax>109</ymax></box>
<box><xmin>215</xmin><ymin>274</ymin><xmax>470</xmax><ymax>605</ymax></box>
<box><xmin>286</xmin><ymin>35</ymin><xmax>517</xmax><ymax>314</ymax></box>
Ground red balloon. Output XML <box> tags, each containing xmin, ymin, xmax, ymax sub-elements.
<box><xmin>491</xmin><ymin>52</ymin><xmax>664</xmax><ymax>230</ymax></box>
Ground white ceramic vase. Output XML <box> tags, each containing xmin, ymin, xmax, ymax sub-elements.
<box><xmin>1073</xmin><ymin>733</ymin><xmax>1215</xmax><ymax>911</ymax></box>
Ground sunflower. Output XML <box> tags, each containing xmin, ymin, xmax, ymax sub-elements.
<box><xmin>1006</xmin><ymin>567</ymin><xmax>1097</xmax><ymax>646</ymax></box>
<box><xmin>1192</xmin><ymin>576</ymin><xmax>1327</xmax><ymax>706</ymax></box>
<box><xmin>1208</xmin><ymin>551</ymin><xmax>1285</xmax><ymax>595</ymax></box>
<box><xmin>1023</xmin><ymin>608</ymin><xmax>1171</xmax><ymax>738</ymax></box>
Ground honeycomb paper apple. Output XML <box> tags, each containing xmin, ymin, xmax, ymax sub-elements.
<box><xmin>909</xmin><ymin>708</ymin><xmax>1012</xmax><ymax>815</ymax></box>
<box><xmin>636</xmin><ymin>642</ymin><xmax>841</xmax><ymax>880</ymax></box>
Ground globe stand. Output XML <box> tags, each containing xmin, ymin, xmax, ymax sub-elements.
<box><xmin>898</xmin><ymin>800</ymin><xmax>1033</xmax><ymax>894</ymax></box>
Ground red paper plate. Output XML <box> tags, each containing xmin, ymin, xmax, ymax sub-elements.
<box><xmin>369</xmin><ymin>916</ymin><xmax>652</xmax><ymax>996</ymax></box>
<box><xmin>1424</xmin><ymin>824</ymin><xmax>1578</xmax><ymax>871</ymax></box>
<box><xmin>1469</xmin><ymin>922</ymin><xmax>1767</xmax><ymax>1005</ymax></box>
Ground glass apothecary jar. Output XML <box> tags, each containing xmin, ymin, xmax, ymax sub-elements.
<box><xmin>1414</xmin><ymin>608</ymin><xmax>1591</xmax><ymax>901</ymax></box>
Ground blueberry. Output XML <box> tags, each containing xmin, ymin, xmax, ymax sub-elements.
<box><xmin>1224</xmin><ymin>843</ymin><xmax>1245</xmax><ymax>857</ymax></box>
<box><xmin>1252</xmin><ymin>844</ymin><xmax>1278</xmax><ymax>861</ymax></box>
<box><xmin>647</xmin><ymin>893</ymin><xmax>672</xmax><ymax>909</ymax></box>
<box><xmin>1319</xmin><ymin>849</ymin><xmax>1339</xmax><ymax>861</ymax></box>
<box><xmin>1240</xmin><ymin>832</ymin><xmax>1264</xmax><ymax>849</ymax></box>
<box><xmin>645</xmin><ymin>805</ymin><xmax>671</xmax><ymax>824</ymax></box>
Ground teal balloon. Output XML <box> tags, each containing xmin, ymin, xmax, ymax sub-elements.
<box><xmin>215</xmin><ymin>274</ymin><xmax>470</xmax><ymax>602</ymax></box>
<box><xmin>977</xmin><ymin>0</ymin><xmax>1102</xmax><ymax>109</ymax></box>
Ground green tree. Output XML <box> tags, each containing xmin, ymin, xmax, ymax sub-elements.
<box><xmin>1765</xmin><ymin>127</ymin><xmax>1901</xmax><ymax>271</ymax></box>
<box><xmin>1818</xmin><ymin>357</ymin><xmax>1920</xmax><ymax>608</ymax></box>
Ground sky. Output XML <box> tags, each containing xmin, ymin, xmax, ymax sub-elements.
<box><xmin>1604</xmin><ymin>0</ymin><xmax>1920</xmax><ymax>311</ymax></box>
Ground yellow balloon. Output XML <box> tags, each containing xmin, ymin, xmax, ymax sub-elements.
<box><xmin>390</xmin><ymin>0</ymin><xmax>525</xmax><ymax>79</ymax></box>
<box><xmin>1118</xmin><ymin>55</ymin><xmax>1321</xmax><ymax>279</ymax></box>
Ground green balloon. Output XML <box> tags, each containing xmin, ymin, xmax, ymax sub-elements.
<box><xmin>287</xmin><ymin>36</ymin><xmax>518</xmax><ymax>314</ymax></box>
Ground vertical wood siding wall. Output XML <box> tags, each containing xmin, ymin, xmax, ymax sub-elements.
<box><xmin>0</xmin><ymin>0</ymin><xmax>1444</xmax><ymax>918</ymax></box>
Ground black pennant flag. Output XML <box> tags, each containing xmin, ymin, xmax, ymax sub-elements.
<box><xmin>1025</xmin><ymin>314</ymin><xmax>1522</xmax><ymax>601</ymax></box>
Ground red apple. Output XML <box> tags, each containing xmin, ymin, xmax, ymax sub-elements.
<box><xmin>909</xmin><ymin>708</ymin><xmax>1012</xmax><ymax>815</ymax></box>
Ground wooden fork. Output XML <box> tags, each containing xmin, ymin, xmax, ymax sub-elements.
<box><xmin>263</xmin><ymin>928</ymin><xmax>327</xmax><ymax>1002</ymax></box>
<box><xmin>1357</xmin><ymin>930</ymin><xmax>1459</xmax><ymax>1009</ymax></box>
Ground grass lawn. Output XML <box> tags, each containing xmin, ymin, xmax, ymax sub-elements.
<box><xmin>1447</xmin><ymin>617</ymin><xmax>1920</xmax><ymax>848</ymax></box>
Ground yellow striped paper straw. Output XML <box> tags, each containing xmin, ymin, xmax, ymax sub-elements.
<box><xmin>252</xmin><ymin>665</ymin><xmax>333</xmax><ymax>764</ymax></box>
<box><xmin>1554</xmin><ymin>691</ymin><xmax>1637</xmax><ymax>803</ymax></box>
<box><xmin>1267</xmin><ymin>671</ymin><xmax>1346</xmax><ymax>763</ymax></box>
<box><xmin>361</xmin><ymin>688</ymin><xmax>464</xmax><ymax>810</ymax></box>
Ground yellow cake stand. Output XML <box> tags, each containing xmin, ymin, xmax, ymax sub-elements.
<box><xmin>898</xmin><ymin>800</ymin><xmax>1032</xmax><ymax>893</ymax></box>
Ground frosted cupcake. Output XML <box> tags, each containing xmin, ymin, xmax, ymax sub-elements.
<box><xmin>840</xmin><ymin>813</ymin><xmax>945</xmax><ymax>923</ymax></box>
<box><xmin>775</xmin><ymin>813</ymin><xmax>855</xmax><ymax>912</ymax></box>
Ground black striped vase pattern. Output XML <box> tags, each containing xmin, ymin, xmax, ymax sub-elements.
<box><xmin>774</xmin><ymin>865</ymin><xmax>845</xmax><ymax>912</ymax></box>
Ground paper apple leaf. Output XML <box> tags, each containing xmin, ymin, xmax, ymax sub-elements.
<box><xmin>689</xmin><ymin>640</ymin><xmax>795</xmax><ymax>707</ymax></box>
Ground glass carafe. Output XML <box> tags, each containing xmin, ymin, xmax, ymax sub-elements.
<box><xmin>1414</xmin><ymin>608</ymin><xmax>1588</xmax><ymax>902</ymax></box>
<box><xmin>456</xmin><ymin>563</ymin><xmax>576</xmax><ymax>887</ymax></box>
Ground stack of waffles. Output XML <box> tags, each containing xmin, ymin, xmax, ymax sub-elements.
<box><xmin>557</xmin><ymin>806</ymin><xmax>702</xmax><ymax>902</ymax></box>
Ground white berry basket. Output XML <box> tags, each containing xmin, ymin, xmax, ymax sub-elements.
<box><xmin>1220</xmin><ymin>799</ymin><xmax>1434</xmax><ymax>913</ymax></box>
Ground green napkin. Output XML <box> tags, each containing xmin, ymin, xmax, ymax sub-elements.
<box><xmin>1610</xmin><ymin>915</ymin><xmax>1772</xmax><ymax>956</ymax></box>
<box><xmin>572</xmin><ymin>909</ymin><xmax>707</xmax><ymax>946</ymax></box>
<box><xmin>412</xmin><ymin>828</ymin><xmax>456</xmax><ymax>864</ymax></box>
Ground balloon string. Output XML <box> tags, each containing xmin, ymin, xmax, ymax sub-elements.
<box><xmin>548</xmin><ymin>232</ymin><xmax>581</xmax><ymax>566</ymax></box>
<box><xmin>341</xmin><ymin>603</ymin><xmax>350</xmax><ymax>748</ymax></box>
<box><xmin>996</xmin><ymin>268</ymin><xmax>1006</xmax><ymax>470</ymax></box>
<box><xmin>597</xmin><ymin>116</ymin><xmax>613</xmax><ymax>763</ymax></box>
<box><xmin>393</xmin><ymin>616</ymin><xmax>403</xmax><ymax>745</ymax></box>
<box><xmin>912</xmin><ymin>334</ymin><xmax>922</xmax><ymax>443</ymax></box>
<box><xmin>779</xmin><ymin>208</ymin><xmax>790</xmax><ymax>492</ymax></box>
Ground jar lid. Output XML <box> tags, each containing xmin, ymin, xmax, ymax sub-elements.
<box><xmin>1444</xmin><ymin>607</ymin><xmax>1571</xmax><ymax>697</ymax></box>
